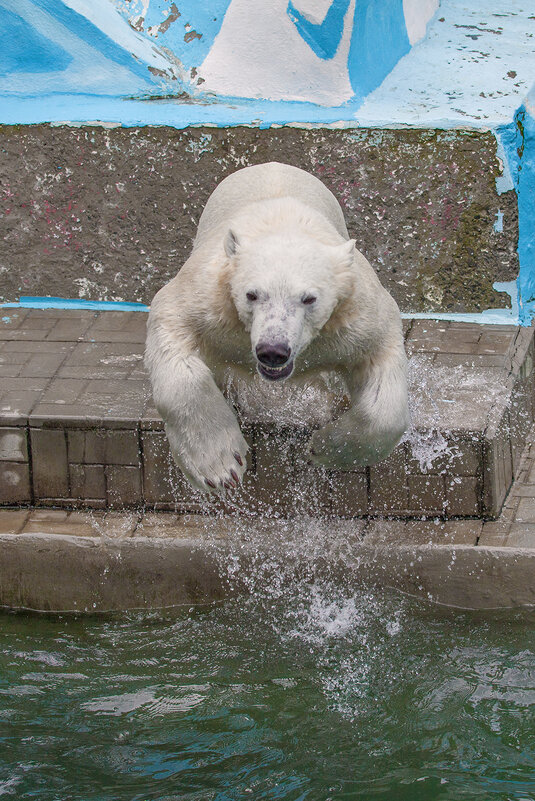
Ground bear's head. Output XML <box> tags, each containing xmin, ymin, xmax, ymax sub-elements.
<box><xmin>225</xmin><ymin>230</ymin><xmax>356</xmax><ymax>382</ymax></box>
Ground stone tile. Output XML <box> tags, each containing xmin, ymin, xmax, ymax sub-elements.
<box><xmin>140</xmin><ymin>430</ymin><xmax>203</xmax><ymax>510</ymax></box>
<box><xmin>135</xmin><ymin>512</ymin><xmax>210</xmax><ymax>539</ymax></box>
<box><xmin>445</xmin><ymin>475</ymin><xmax>481</xmax><ymax>517</ymax></box>
<box><xmin>40</xmin><ymin>379</ymin><xmax>88</xmax><ymax>404</ymax></box>
<box><xmin>482</xmin><ymin>414</ymin><xmax>513</xmax><ymax>518</ymax></box>
<box><xmin>407</xmin><ymin>475</ymin><xmax>446</xmax><ymax>514</ymax></box>
<box><xmin>405</xmin><ymin>433</ymin><xmax>482</xmax><ymax>476</ymax></box>
<box><xmin>30</xmin><ymin>428</ymin><xmax>69</xmax><ymax>500</ymax></box>
<box><xmin>503</xmin><ymin>523</ymin><xmax>535</xmax><ymax>549</ymax></box>
<box><xmin>0</xmin><ymin>390</ymin><xmax>45</xmax><ymax>425</ymax></box>
<box><xmin>57</xmin><ymin>342</ymin><xmax>144</xmax><ymax>380</ymax></box>
<box><xmin>46</xmin><ymin>316</ymin><xmax>95</xmax><ymax>342</ymax></box>
<box><xmin>366</xmin><ymin>518</ymin><xmax>481</xmax><ymax>546</ymax></box>
<box><xmin>369</xmin><ymin>445</ymin><xmax>408</xmax><ymax>514</ymax></box>
<box><xmin>77</xmin><ymin>392</ymin><xmax>145</xmax><ymax>421</ymax></box>
<box><xmin>331</xmin><ymin>471</ymin><xmax>368</xmax><ymax>517</ymax></box>
<box><xmin>67</xmin><ymin>429</ymin><xmax>140</xmax><ymax>466</ymax></box>
<box><xmin>509</xmin><ymin>483</ymin><xmax>535</xmax><ymax>498</ymax></box>
<box><xmin>22</xmin><ymin>509</ymin><xmax>105</xmax><ymax>537</ymax></box>
<box><xmin>69</xmin><ymin>463</ymin><xmax>106</xmax><ymax>501</ymax></box>
<box><xmin>432</xmin><ymin>353</ymin><xmax>506</xmax><ymax>369</ymax></box>
<box><xmin>29</xmin><ymin>405</ymin><xmax>103</xmax><ymax>429</ymax></box>
<box><xmin>476</xmin><ymin>332</ymin><xmax>516</xmax><ymax>355</ymax></box>
<box><xmin>19</xmin><ymin>352</ymin><xmax>69</xmax><ymax>378</ymax></box>
<box><xmin>0</xmin><ymin>508</ymin><xmax>30</xmax><ymax>534</ymax></box>
<box><xmin>0</xmin><ymin>462</ymin><xmax>31</xmax><ymax>503</ymax></box>
<box><xmin>97</xmin><ymin>511</ymin><xmax>140</xmax><ymax>539</ymax></box>
<box><xmin>253</xmin><ymin>427</ymin><xmax>296</xmax><ymax>516</ymax></box>
<box><xmin>85</xmin><ymin>312</ymin><xmax>147</xmax><ymax>340</ymax></box>
<box><xmin>2</xmin><ymin>340</ymin><xmax>74</xmax><ymax>355</ymax></box>
<box><xmin>478</xmin><ymin>520</ymin><xmax>511</xmax><ymax>547</ymax></box>
<box><xmin>514</xmin><ymin>496</ymin><xmax>535</xmax><ymax>524</ymax></box>
<box><xmin>106</xmin><ymin>465</ymin><xmax>143</xmax><ymax>508</ymax></box>
<box><xmin>0</xmin><ymin>310</ymin><xmax>28</xmax><ymax>335</ymax></box>
<box><xmin>291</xmin><ymin>432</ymin><xmax>331</xmax><ymax>515</ymax></box>
<box><xmin>509</xmin><ymin>375</ymin><xmax>533</xmax><ymax>475</ymax></box>
<box><xmin>0</xmin><ymin>427</ymin><xmax>28</xmax><ymax>462</ymax></box>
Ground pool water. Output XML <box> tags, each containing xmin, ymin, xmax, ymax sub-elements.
<box><xmin>1</xmin><ymin>571</ymin><xmax>534</xmax><ymax>801</ymax></box>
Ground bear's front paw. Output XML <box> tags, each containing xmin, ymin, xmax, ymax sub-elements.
<box><xmin>166</xmin><ymin>422</ymin><xmax>249</xmax><ymax>494</ymax></box>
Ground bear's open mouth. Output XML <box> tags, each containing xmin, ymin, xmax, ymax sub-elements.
<box><xmin>257</xmin><ymin>360</ymin><xmax>294</xmax><ymax>381</ymax></box>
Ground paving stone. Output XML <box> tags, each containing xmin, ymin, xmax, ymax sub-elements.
<box><xmin>0</xmin><ymin>462</ymin><xmax>31</xmax><ymax>503</ymax></box>
<box><xmin>0</xmin><ymin>427</ymin><xmax>28</xmax><ymax>462</ymax></box>
<box><xmin>67</xmin><ymin>429</ymin><xmax>140</xmax><ymax>466</ymax></box>
<box><xmin>408</xmin><ymin>475</ymin><xmax>446</xmax><ymax>514</ymax></box>
<box><xmin>509</xmin><ymin>483</ymin><xmax>535</xmax><ymax>498</ymax></box>
<box><xmin>366</xmin><ymin>518</ymin><xmax>481</xmax><ymax>546</ymax></box>
<box><xmin>369</xmin><ymin>445</ymin><xmax>409</xmax><ymax>514</ymax></box>
<box><xmin>135</xmin><ymin>512</ymin><xmax>218</xmax><ymax>539</ymax></box>
<box><xmin>40</xmin><ymin>378</ymin><xmax>88</xmax><ymax>404</ymax></box>
<box><xmin>432</xmin><ymin>353</ymin><xmax>507</xmax><ymax>369</ymax></box>
<box><xmin>0</xmin><ymin>508</ymin><xmax>30</xmax><ymax>534</ymax></box>
<box><xmin>292</xmin><ymin>431</ymin><xmax>331</xmax><ymax>515</ymax></box>
<box><xmin>482</xmin><ymin>408</ymin><xmax>514</xmax><ymax>518</ymax></box>
<box><xmin>514</xmin><ymin>496</ymin><xmax>535</xmax><ymax>524</ymax></box>
<box><xmin>22</xmin><ymin>509</ymin><xmax>105</xmax><ymax>537</ymax></box>
<box><xmin>106</xmin><ymin>465</ymin><xmax>143</xmax><ymax>508</ymax></box>
<box><xmin>331</xmin><ymin>471</ymin><xmax>368</xmax><ymax>517</ymax></box>
<box><xmin>445</xmin><ymin>475</ymin><xmax>481</xmax><ymax>517</ymax></box>
<box><xmin>0</xmin><ymin>389</ymin><xmax>46</xmax><ymax>425</ymax></box>
<box><xmin>0</xmin><ymin>310</ymin><xmax>28</xmax><ymax>333</ymax></box>
<box><xmin>69</xmin><ymin>463</ymin><xmax>107</xmax><ymax>501</ymax></box>
<box><xmin>30</xmin><ymin>428</ymin><xmax>69</xmax><ymax>500</ymax></box>
<box><xmin>478</xmin><ymin>520</ymin><xmax>511</xmax><ymax>547</ymax></box>
<box><xmin>503</xmin><ymin>523</ymin><xmax>535</xmax><ymax>548</ymax></box>
<box><xmin>58</xmin><ymin>342</ymin><xmax>144</xmax><ymax>380</ymax></box>
<box><xmin>140</xmin><ymin>430</ymin><xmax>203</xmax><ymax>510</ymax></box>
<box><xmin>253</xmin><ymin>427</ymin><xmax>297</xmax><ymax>516</ymax></box>
<box><xmin>46</xmin><ymin>317</ymin><xmax>95</xmax><ymax>342</ymax></box>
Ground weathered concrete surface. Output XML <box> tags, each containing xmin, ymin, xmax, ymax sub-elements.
<box><xmin>0</xmin><ymin>125</ymin><xmax>518</xmax><ymax>313</ymax></box>
<box><xmin>0</xmin><ymin>525</ymin><xmax>534</xmax><ymax>612</ymax></box>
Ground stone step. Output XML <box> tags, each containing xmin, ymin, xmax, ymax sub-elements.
<box><xmin>3</xmin><ymin>427</ymin><xmax>535</xmax><ymax>612</ymax></box>
<box><xmin>0</xmin><ymin>310</ymin><xmax>533</xmax><ymax>519</ymax></box>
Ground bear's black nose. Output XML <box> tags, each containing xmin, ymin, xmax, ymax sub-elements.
<box><xmin>256</xmin><ymin>342</ymin><xmax>291</xmax><ymax>367</ymax></box>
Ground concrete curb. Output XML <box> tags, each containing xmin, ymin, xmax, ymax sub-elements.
<box><xmin>1</xmin><ymin>532</ymin><xmax>534</xmax><ymax>612</ymax></box>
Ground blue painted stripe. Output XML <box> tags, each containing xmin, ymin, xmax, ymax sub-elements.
<box><xmin>0</xmin><ymin>297</ymin><xmax>149</xmax><ymax>312</ymax></box>
<box><xmin>287</xmin><ymin>0</ymin><xmax>352</xmax><ymax>60</ymax></box>
<box><xmin>30</xmin><ymin>0</ymin><xmax>153</xmax><ymax>84</ymax></box>
<box><xmin>0</xmin><ymin>297</ymin><xmax>519</xmax><ymax>325</ymax></box>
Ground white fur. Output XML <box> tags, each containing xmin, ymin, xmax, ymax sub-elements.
<box><xmin>146</xmin><ymin>162</ymin><xmax>409</xmax><ymax>493</ymax></box>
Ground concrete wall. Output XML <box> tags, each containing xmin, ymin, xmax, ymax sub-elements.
<box><xmin>0</xmin><ymin>125</ymin><xmax>517</xmax><ymax>313</ymax></box>
<box><xmin>0</xmin><ymin>0</ymin><xmax>437</xmax><ymax>105</ymax></box>
<box><xmin>0</xmin><ymin>1</ymin><xmax>534</xmax><ymax>320</ymax></box>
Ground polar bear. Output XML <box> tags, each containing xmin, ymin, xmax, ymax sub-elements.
<box><xmin>145</xmin><ymin>162</ymin><xmax>409</xmax><ymax>493</ymax></box>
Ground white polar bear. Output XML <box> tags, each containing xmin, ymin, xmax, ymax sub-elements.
<box><xmin>145</xmin><ymin>162</ymin><xmax>409</xmax><ymax>493</ymax></box>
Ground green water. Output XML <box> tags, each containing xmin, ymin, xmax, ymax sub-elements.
<box><xmin>1</xmin><ymin>577</ymin><xmax>534</xmax><ymax>801</ymax></box>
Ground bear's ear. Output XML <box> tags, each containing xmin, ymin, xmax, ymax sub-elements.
<box><xmin>336</xmin><ymin>239</ymin><xmax>356</xmax><ymax>269</ymax></box>
<box><xmin>224</xmin><ymin>229</ymin><xmax>240</xmax><ymax>259</ymax></box>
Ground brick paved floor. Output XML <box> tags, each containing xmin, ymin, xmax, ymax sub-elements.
<box><xmin>0</xmin><ymin>309</ymin><xmax>534</xmax><ymax>519</ymax></box>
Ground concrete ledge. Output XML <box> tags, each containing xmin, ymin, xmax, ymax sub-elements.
<box><xmin>0</xmin><ymin>518</ymin><xmax>534</xmax><ymax>612</ymax></box>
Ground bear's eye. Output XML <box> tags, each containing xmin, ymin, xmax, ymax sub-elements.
<box><xmin>302</xmin><ymin>294</ymin><xmax>317</xmax><ymax>306</ymax></box>
<box><xmin>246</xmin><ymin>291</ymin><xmax>258</xmax><ymax>302</ymax></box>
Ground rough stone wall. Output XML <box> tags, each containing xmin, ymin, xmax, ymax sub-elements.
<box><xmin>0</xmin><ymin>125</ymin><xmax>518</xmax><ymax>313</ymax></box>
